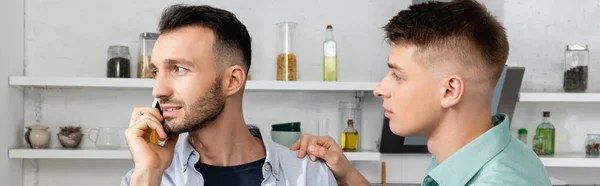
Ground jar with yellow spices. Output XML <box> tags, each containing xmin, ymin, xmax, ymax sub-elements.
<box><xmin>276</xmin><ymin>22</ymin><xmax>298</xmax><ymax>81</ymax></box>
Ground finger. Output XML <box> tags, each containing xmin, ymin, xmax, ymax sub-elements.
<box><xmin>316</xmin><ymin>136</ymin><xmax>337</xmax><ymax>149</ymax></box>
<box><xmin>130</xmin><ymin>117</ymin><xmax>166</xmax><ymax>141</ymax></box>
<box><xmin>130</xmin><ymin>107</ymin><xmax>163</xmax><ymax>126</ymax></box>
<box><xmin>308</xmin><ymin>145</ymin><xmax>337</xmax><ymax>163</ymax></box>
<box><xmin>290</xmin><ymin>141</ymin><xmax>300</xmax><ymax>150</ymax></box>
<box><xmin>136</xmin><ymin>114</ymin><xmax>167</xmax><ymax>140</ymax></box>
<box><xmin>297</xmin><ymin>134</ymin><xmax>314</xmax><ymax>158</ymax></box>
<box><xmin>309</xmin><ymin>154</ymin><xmax>317</xmax><ymax>162</ymax></box>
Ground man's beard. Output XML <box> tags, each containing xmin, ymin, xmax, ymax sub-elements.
<box><xmin>161</xmin><ymin>78</ymin><xmax>225</xmax><ymax>136</ymax></box>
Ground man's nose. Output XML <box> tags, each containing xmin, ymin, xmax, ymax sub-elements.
<box><xmin>152</xmin><ymin>77</ymin><xmax>173</xmax><ymax>99</ymax></box>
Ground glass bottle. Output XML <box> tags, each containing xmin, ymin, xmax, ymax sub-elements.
<box><xmin>138</xmin><ymin>32</ymin><xmax>159</xmax><ymax>78</ymax></box>
<box><xmin>518</xmin><ymin>128</ymin><xmax>527</xmax><ymax>144</ymax></box>
<box><xmin>339</xmin><ymin>101</ymin><xmax>361</xmax><ymax>148</ymax></box>
<box><xmin>107</xmin><ymin>45</ymin><xmax>131</xmax><ymax>78</ymax></box>
<box><xmin>323</xmin><ymin>25</ymin><xmax>337</xmax><ymax>81</ymax></box>
<box><xmin>341</xmin><ymin>119</ymin><xmax>359</xmax><ymax>152</ymax></box>
<box><xmin>585</xmin><ymin>134</ymin><xmax>600</xmax><ymax>157</ymax></box>
<box><xmin>535</xmin><ymin>111</ymin><xmax>555</xmax><ymax>155</ymax></box>
<box><xmin>532</xmin><ymin>135</ymin><xmax>547</xmax><ymax>155</ymax></box>
<box><xmin>563</xmin><ymin>44</ymin><xmax>588</xmax><ymax>92</ymax></box>
<box><xmin>276</xmin><ymin>22</ymin><xmax>298</xmax><ymax>81</ymax></box>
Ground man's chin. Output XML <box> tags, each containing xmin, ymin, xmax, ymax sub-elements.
<box><xmin>390</xmin><ymin>125</ymin><xmax>420</xmax><ymax>137</ymax></box>
<box><xmin>163</xmin><ymin>122</ymin><xmax>187</xmax><ymax>136</ymax></box>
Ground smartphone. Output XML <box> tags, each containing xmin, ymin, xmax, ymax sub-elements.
<box><xmin>150</xmin><ymin>98</ymin><xmax>163</xmax><ymax>144</ymax></box>
<box><xmin>152</xmin><ymin>98</ymin><xmax>163</xmax><ymax>118</ymax></box>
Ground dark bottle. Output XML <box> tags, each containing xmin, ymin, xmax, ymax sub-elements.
<box><xmin>107</xmin><ymin>45</ymin><xmax>131</xmax><ymax>78</ymax></box>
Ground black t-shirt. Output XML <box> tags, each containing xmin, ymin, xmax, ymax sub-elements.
<box><xmin>195</xmin><ymin>158</ymin><xmax>266</xmax><ymax>186</ymax></box>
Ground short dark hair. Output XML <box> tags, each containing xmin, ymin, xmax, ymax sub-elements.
<box><xmin>158</xmin><ymin>4</ymin><xmax>252</xmax><ymax>72</ymax></box>
<box><xmin>383</xmin><ymin>0</ymin><xmax>508</xmax><ymax>82</ymax></box>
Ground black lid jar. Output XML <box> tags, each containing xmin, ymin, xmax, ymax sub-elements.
<box><xmin>563</xmin><ymin>45</ymin><xmax>589</xmax><ymax>92</ymax></box>
<box><xmin>107</xmin><ymin>45</ymin><xmax>131</xmax><ymax>78</ymax></box>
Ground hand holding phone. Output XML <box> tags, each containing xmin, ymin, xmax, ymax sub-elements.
<box><xmin>124</xmin><ymin>100</ymin><xmax>178</xmax><ymax>180</ymax></box>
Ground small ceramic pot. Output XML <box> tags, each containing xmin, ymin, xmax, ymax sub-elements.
<box><xmin>58</xmin><ymin>126</ymin><xmax>84</xmax><ymax>148</ymax></box>
<box><xmin>25</xmin><ymin>125</ymin><xmax>51</xmax><ymax>149</ymax></box>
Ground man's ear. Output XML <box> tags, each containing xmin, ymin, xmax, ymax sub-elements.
<box><xmin>440</xmin><ymin>74</ymin><xmax>464</xmax><ymax>109</ymax></box>
<box><xmin>222</xmin><ymin>65</ymin><xmax>246</xmax><ymax>97</ymax></box>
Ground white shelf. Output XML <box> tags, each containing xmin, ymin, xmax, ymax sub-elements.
<box><xmin>9</xmin><ymin>76</ymin><xmax>377</xmax><ymax>91</ymax></box>
<box><xmin>9</xmin><ymin>148</ymin><xmax>380</xmax><ymax>161</ymax></box>
<box><xmin>538</xmin><ymin>152</ymin><xmax>600</xmax><ymax>168</ymax></box>
<box><xmin>12</xmin><ymin>148</ymin><xmax>600</xmax><ymax>167</ymax></box>
<box><xmin>519</xmin><ymin>92</ymin><xmax>600</xmax><ymax>102</ymax></box>
<box><xmin>344</xmin><ymin>152</ymin><xmax>381</xmax><ymax>161</ymax></box>
<box><xmin>9</xmin><ymin>148</ymin><xmax>131</xmax><ymax>159</ymax></box>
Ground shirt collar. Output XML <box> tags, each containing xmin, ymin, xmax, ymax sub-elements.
<box><xmin>426</xmin><ymin>113</ymin><xmax>512</xmax><ymax>186</ymax></box>
<box><xmin>178</xmin><ymin>124</ymin><xmax>281</xmax><ymax>180</ymax></box>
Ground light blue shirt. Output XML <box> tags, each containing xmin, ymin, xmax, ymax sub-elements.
<box><xmin>422</xmin><ymin>114</ymin><xmax>552</xmax><ymax>186</ymax></box>
<box><xmin>120</xmin><ymin>125</ymin><xmax>337</xmax><ymax>186</ymax></box>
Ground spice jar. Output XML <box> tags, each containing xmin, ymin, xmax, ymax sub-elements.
<box><xmin>107</xmin><ymin>45</ymin><xmax>131</xmax><ymax>78</ymax></box>
<box><xmin>563</xmin><ymin>44</ymin><xmax>589</xmax><ymax>92</ymax></box>
<box><xmin>518</xmin><ymin>128</ymin><xmax>527</xmax><ymax>144</ymax></box>
<box><xmin>585</xmin><ymin>134</ymin><xmax>600</xmax><ymax>157</ymax></box>
<box><xmin>138</xmin><ymin>32</ymin><xmax>159</xmax><ymax>78</ymax></box>
<box><xmin>276</xmin><ymin>22</ymin><xmax>298</xmax><ymax>81</ymax></box>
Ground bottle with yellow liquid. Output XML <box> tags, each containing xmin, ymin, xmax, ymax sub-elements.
<box><xmin>323</xmin><ymin>25</ymin><xmax>337</xmax><ymax>81</ymax></box>
<box><xmin>341</xmin><ymin>119</ymin><xmax>359</xmax><ymax>152</ymax></box>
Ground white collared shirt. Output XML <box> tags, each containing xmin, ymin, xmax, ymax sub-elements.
<box><xmin>120</xmin><ymin>125</ymin><xmax>338</xmax><ymax>186</ymax></box>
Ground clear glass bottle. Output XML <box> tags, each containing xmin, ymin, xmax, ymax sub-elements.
<box><xmin>341</xmin><ymin>119</ymin><xmax>359</xmax><ymax>152</ymax></box>
<box><xmin>276</xmin><ymin>22</ymin><xmax>298</xmax><ymax>81</ymax></box>
<box><xmin>563</xmin><ymin>44</ymin><xmax>589</xmax><ymax>92</ymax></box>
<box><xmin>138</xmin><ymin>32</ymin><xmax>159</xmax><ymax>78</ymax></box>
<box><xmin>323</xmin><ymin>25</ymin><xmax>337</xmax><ymax>81</ymax></box>
<box><xmin>585</xmin><ymin>134</ymin><xmax>600</xmax><ymax>157</ymax></box>
<box><xmin>518</xmin><ymin>128</ymin><xmax>527</xmax><ymax>144</ymax></box>
<box><xmin>107</xmin><ymin>45</ymin><xmax>131</xmax><ymax>78</ymax></box>
<box><xmin>339</xmin><ymin>101</ymin><xmax>361</xmax><ymax>148</ymax></box>
<box><xmin>535</xmin><ymin>111</ymin><xmax>555</xmax><ymax>155</ymax></box>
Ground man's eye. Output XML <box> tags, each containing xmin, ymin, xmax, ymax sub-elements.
<box><xmin>391</xmin><ymin>73</ymin><xmax>402</xmax><ymax>81</ymax></box>
<box><xmin>175</xmin><ymin>66</ymin><xmax>187</xmax><ymax>75</ymax></box>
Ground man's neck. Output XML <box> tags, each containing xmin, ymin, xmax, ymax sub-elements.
<box><xmin>427</xmin><ymin>106</ymin><xmax>494</xmax><ymax>164</ymax></box>
<box><xmin>187</xmin><ymin>105</ymin><xmax>266</xmax><ymax>166</ymax></box>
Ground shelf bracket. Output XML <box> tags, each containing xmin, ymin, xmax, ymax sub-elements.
<box><xmin>355</xmin><ymin>91</ymin><xmax>367</xmax><ymax>103</ymax></box>
<box><xmin>26</xmin><ymin>87</ymin><xmax>45</xmax><ymax>123</ymax></box>
<box><xmin>27</xmin><ymin>159</ymin><xmax>39</xmax><ymax>185</ymax></box>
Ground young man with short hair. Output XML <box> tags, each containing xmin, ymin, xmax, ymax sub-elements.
<box><xmin>292</xmin><ymin>1</ymin><xmax>552</xmax><ymax>185</ymax></box>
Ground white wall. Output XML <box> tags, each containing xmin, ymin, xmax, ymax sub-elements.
<box><xmin>0</xmin><ymin>0</ymin><xmax>25</xmax><ymax>186</ymax></box>
<box><xmin>15</xmin><ymin>0</ymin><xmax>600</xmax><ymax>185</ymax></box>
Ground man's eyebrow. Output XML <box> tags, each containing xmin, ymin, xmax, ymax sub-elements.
<box><xmin>163</xmin><ymin>58</ymin><xmax>195</xmax><ymax>67</ymax></box>
<box><xmin>387</xmin><ymin>62</ymin><xmax>403</xmax><ymax>71</ymax></box>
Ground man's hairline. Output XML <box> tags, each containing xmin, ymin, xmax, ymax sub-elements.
<box><xmin>160</xmin><ymin>25</ymin><xmax>247</xmax><ymax>71</ymax></box>
<box><xmin>389</xmin><ymin>38</ymin><xmax>502</xmax><ymax>88</ymax></box>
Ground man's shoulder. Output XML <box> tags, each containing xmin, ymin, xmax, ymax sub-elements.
<box><xmin>267</xmin><ymin>141</ymin><xmax>337</xmax><ymax>185</ymax></box>
<box><xmin>472</xmin><ymin>138</ymin><xmax>552</xmax><ymax>185</ymax></box>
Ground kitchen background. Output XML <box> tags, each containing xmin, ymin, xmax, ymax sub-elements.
<box><xmin>2</xmin><ymin>0</ymin><xmax>600</xmax><ymax>185</ymax></box>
